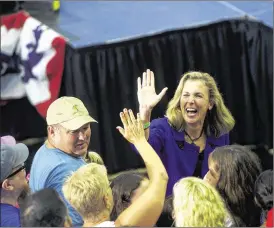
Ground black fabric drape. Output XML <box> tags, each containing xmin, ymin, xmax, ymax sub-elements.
<box><xmin>0</xmin><ymin>2</ymin><xmax>18</xmax><ymax>15</ymax></box>
<box><xmin>1</xmin><ymin>19</ymin><xmax>273</xmax><ymax>173</ymax></box>
<box><xmin>0</xmin><ymin>97</ymin><xmax>47</xmax><ymax>140</ymax></box>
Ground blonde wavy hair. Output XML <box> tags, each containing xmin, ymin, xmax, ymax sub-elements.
<box><xmin>173</xmin><ymin>177</ymin><xmax>226</xmax><ymax>227</ymax></box>
<box><xmin>166</xmin><ymin>71</ymin><xmax>235</xmax><ymax>137</ymax></box>
<box><xmin>62</xmin><ymin>163</ymin><xmax>111</xmax><ymax>220</ymax></box>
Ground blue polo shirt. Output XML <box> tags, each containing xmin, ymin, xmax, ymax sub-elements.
<box><xmin>29</xmin><ymin>144</ymin><xmax>86</xmax><ymax>226</ymax></box>
<box><xmin>147</xmin><ymin>117</ymin><xmax>229</xmax><ymax>197</ymax></box>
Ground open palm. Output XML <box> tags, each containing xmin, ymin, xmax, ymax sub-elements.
<box><xmin>117</xmin><ymin>109</ymin><xmax>145</xmax><ymax>144</ymax></box>
<box><xmin>137</xmin><ymin>69</ymin><xmax>168</xmax><ymax>110</ymax></box>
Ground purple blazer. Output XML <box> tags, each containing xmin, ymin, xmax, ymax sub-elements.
<box><xmin>147</xmin><ymin>117</ymin><xmax>229</xmax><ymax>197</ymax></box>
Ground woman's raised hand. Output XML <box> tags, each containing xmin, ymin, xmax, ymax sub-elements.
<box><xmin>137</xmin><ymin>69</ymin><xmax>168</xmax><ymax>111</ymax></box>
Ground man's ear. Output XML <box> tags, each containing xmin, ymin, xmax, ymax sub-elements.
<box><xmin>2</xmin><ymin>179</ymin><xmax>14</xmax><ymax>191</ymax></box>
<box><xmin>47</xmin><ymin>126</ymin><xmax>54</xmax><ymax>137</ymax></box>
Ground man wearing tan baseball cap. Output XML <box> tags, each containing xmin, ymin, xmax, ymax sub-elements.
<box><xmin>29</xmin><ymin>96</ymin><xmax>97</xmax><ymax>226</ymax></box>
<box><xmin>46</xmin><ymin>96</ymin><xmax>97</xmax><ymax>131</ymax></box>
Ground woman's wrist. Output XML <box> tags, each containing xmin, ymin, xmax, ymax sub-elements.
<box><xmin>143</xmin><ymin>122</ymin><xmax>150</xmax><ymax>130</ymax></box>
<box><xmin>139</xmin><ymin>106</ymin><xmax>152</xmax><ymax>122</ymax></box>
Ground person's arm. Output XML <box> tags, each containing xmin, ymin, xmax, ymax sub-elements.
<box><xmin>131</xmin><ymin>118</ymin><xmax>166</xmax><ymax>161</ymax></box>
<box><xmin>140</xmin><ymin>107</ymin><xmax>152</xmax><ymax>140</ymax></box>
<box><xmin>116</xmin><ymin>109</ymin><xmax>168</xmax><ymax>227</ymax></box>
<box><xmin>137</xmin><ymin>69</ymin><xmax>168</xmax><ymax>140</ymax></box>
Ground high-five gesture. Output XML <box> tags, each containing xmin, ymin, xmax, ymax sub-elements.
<box><xmin>115</xmin><ymin>108</ymin><xmax>168</xmax><ymax>227</ymax></box>
<box><xmin>137</xmin><ymin>69</ymin><xmax>168</xmax><ymax>111</ymax></box>
<box><xmin>117</xmin><ymin>109</ymin><xmax>145</xmax><ymax>144</ymax></box>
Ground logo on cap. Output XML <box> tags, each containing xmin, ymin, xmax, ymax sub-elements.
<box><xmin>73</xmin><ymin>105</ymin><xmax>80</xmax><ymax>112</ymax></box>
<box><xmin>72</xmin><ymin>104</ymin><xmax>86</xmax><ymax>116</ymax></box>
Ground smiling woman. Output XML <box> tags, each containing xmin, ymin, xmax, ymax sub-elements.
<box><xmin>136</xmin><ymin>69</ymin><xmax>235</xmax><ymax>196</ymax></box>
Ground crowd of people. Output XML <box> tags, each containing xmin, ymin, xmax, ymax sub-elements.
<box><xmin>1</xmin><ymin>70</ymin><xmax>273</xmax><ymax>227</ymax></box>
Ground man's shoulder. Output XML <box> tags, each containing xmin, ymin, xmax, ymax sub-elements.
<box><xmin>0</xmin><ymin>204</ymin><xmax>20</xmax><ymax>227</ymax></box>
<box><xmin>30</xmin><ymin>144</ymin><xmax>72</xmax><ymax>182</ymax></box>
<box><xmin>32</xmin><ymin>144</ymin><xmax>64</xmax><ymax>167</ymax></box>
<box><xmin>0</xmin><ymin>203</ymin><xmax>20</xmax><ymax>212</ymax></box>
<box><xmin>31</xmin><ymin>144</ymin><xmax>85</xmax><ymax>177</ymax></box>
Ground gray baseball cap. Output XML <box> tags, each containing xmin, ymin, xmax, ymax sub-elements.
<box><xmin>1</xmin><ymin>139</ymin><xmax>29</xmax><ymax>182</ymax></box>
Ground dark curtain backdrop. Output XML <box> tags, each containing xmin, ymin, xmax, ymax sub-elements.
<box><xmin>1</xmin><ymin>19</ymin><xmax>273</xmax><ymax>173</ymax></box>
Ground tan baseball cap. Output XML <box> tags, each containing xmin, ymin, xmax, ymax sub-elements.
<box><xmin>46</xmin><ymin>97</ymin><xmax>97</xmax><ymax>130</ymax></box>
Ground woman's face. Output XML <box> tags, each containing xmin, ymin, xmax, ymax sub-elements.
<box><xmin>180</xmin><ymin>80</ymin><xmax>213</xmax><ymax>127</ymax></box>
<box><xmin>130</xmin><ymin>178</ymin><xmax>149</xmax><ymax>203</ymax></box>
<box><xmin>203</xmin><ymin>154</ymin><xmax>220</xmax><ymax>187</ymax></box>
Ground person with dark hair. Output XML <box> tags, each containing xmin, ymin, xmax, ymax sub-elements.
<box><xmin>254</xmin><ymin>169</ymin><xmax>273</xmax><ymax>227</ymax></box>
<box><xmin>204</xmin><ymin>145</ymin><xmax>262</xmax><ymax>227</ymax></box>
<box><xmin>20</xmin><ymin>188</ymin><xmax>71</xmax><ymax>227</ymax></box>
<box><xmin>156</xmin><ymin>195</ymin><xmax>174</xmax><ymax>227</ymax></box>
<box><xmin>110</xmin><ymin>172</ymin><xmax>149</xmax><ymax>221</ymax></box>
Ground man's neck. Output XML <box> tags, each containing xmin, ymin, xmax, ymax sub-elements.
<box><xmin>1</xmin><ymin>195</ymin><xmax>18</xmax><ymax>207</ymax></box>
<box><xmin>83</xmin><ymin>213</ymin><xmax>110</xmax><ymax>227</ymax></box>
<box><xmin>45</xmin><ymin>139</ymin><xmax>81</xmax><ymax>159</ymax></box>
<box><xmin>45</xmin><ymin>139</ymin><xmax>56</xmax><ymax>149</ymax></box>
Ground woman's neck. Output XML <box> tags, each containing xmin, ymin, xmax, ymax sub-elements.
<box><xmin>185</xmin><ymin>123</ymin><xmax>204</xmax><ymax>139</ymax></box>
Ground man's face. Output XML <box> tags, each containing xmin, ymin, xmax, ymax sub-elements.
<box><xmin>2</xmin><ymin>164</ymin><xmax>28</xmax><ymax>195</ymax></box>
<box><xmin>53</xmin><ymin>123</ymin><xmax>91</xmax><ymax>157</ymax></box>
